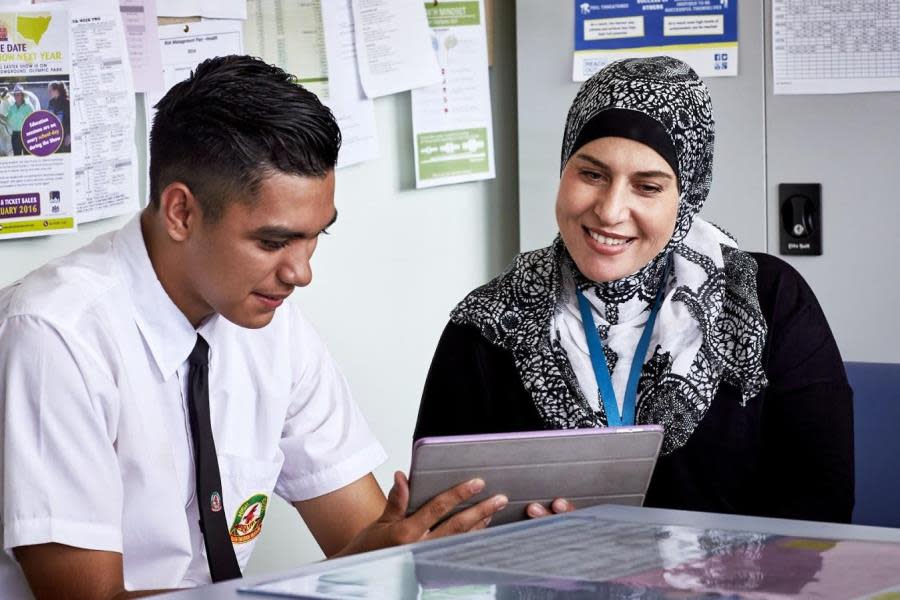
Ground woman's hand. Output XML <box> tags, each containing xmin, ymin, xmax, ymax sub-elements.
<box><xmin>525</xmin><ymin>499</ymin><xmax>575</xmax><ymax>518</ymax></box>
<box><xmin>335</xmin><ymin>472</ymin><xmax>507</xmax><ymax>558</ymax></box>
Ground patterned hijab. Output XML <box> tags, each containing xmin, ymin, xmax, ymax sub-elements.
<box><xmin>451</xmin><ymin>57</ymin><xmax>768</xmax><ymax>454</ymax></box>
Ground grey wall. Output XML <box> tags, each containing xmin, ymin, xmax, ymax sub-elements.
<box><xmin>762</xmin><ymin>2</ymin><xmax>900</xmax><ymax>364</ymax></box>
<box><xmin>516</xmin><ymin>0</ymin><xmax>900</xmax><ymax>363</ymax></box>
<box><xmin>517</xmin><ymin>0</ymin><xmax>767</xmax><ymax>253</ymax></box>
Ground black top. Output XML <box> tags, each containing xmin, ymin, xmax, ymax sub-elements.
<box><xmin>48</xmin><ymin>96</ymin><xmax>70</xmax><ymax>137</ymax></box>
<box><xmin>415</xmin><ymin>253</ymin><xmax>854</xmax><ymax>523</ymax></box>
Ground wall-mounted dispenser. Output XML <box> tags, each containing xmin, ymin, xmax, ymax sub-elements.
<box><xmin>779</xmin><ymin>183</ymin><xmax>821</xmax><ymax>256</ymax></box>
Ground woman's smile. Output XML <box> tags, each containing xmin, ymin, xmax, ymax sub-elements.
<box><xmin>583</xmin><ymin>226</ymin><xmax>635</xmax><ymax>255</ymax></box>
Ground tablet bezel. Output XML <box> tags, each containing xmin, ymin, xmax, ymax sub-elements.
<box><xmin>408</xmin><ymin>425</ymin><xmax>664</xmax><ymax>525</ymax></box>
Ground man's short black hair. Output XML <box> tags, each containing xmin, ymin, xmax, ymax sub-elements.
<box><xmin>149</xmin><ymin>55</ymin><xmax>341</xmax><ymax>221</ymax></box>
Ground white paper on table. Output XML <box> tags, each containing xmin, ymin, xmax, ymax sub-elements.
<box><xmin>0</xmin><ymin>5</ymin><xmax>77</xmax><ymax>239</ymax></box>
<box><xmin>244</xmin><ymin>0</ymin><xmax>329</xmax><ymax>100</ymax></box>
<box><xmin>351</xmin><ymin>0</ymin><xmax>441</xmax><ymax>98</ymax></box>
<box><xmin>118</xmin><ymin>0</ymin><xmax>163</xmax><ymax>93</ymax></box>
<box><xmin>155</xmin><ymin>0</ymin><xmax>244</xmax><ymax>20</ymax></box>
<box><xmin>773</xmin><ymin>0</ymin><xmax>900</xmax><ymax>95</ymax></box>
<box><xmin>321</xmin><ymin>0</ymin><xmax>378</xmax><ymax>168</ymax></box>
<box><xmin>410</xmin><ymin>0</ymin><xmax>494</xmax><ymax>188</ymax></box>
<box><xmin>145</xmin><ymin>19</ymin><xmax>244</xmax><ymax>126</ymax></box>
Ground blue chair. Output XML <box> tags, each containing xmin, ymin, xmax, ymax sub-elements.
<box><xmin>846</xmin><ymin>362</ymin><xmax>900</xmax><ymax>528</ymax></box>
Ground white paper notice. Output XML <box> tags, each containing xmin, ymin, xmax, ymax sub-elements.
<box><xmin>146</xmin><ymin>19</ymin><xmax>244</xmax><ymax>121</ymax></box>
<box><xmin>351</xmin><ymin>0</ymin><xmax>441</xmax><ymax>98</ymax></box>
<box><xmin>245</xmin><ymin>0</ymin><xmax>329</xmax><ymax>100</ymax></box>
<box><xmin>0</xmin><ymin>6</ymin><xmax>76</xmax><ymax>239</ymax></box>
<box><xmin>773</xmin><ymin>0</ymin><xmax>900</xmax><ymax>95</ymax></box>
<box><xmin>156</xmin><ymin>0</ymin><xmax>245</xmax><ymax>20</ymax></box>
<box><xmin>411</xmin><ymin>0</ymin><xmax>494</xmax><ymax>188</ymax></box>
<box><xmin>321</xmin><ymin>0</ymin><xmax>378</xmax><ymax>168</ymax></box>
<box><xmin>68</xmin><ymin>5</ymin><xmax>141</xmax><ymax>223</ymax></box>
<box><xmin>119</xmin><ymin>0</ymin><xmax>163</xmax><ymax>93</ymax></box>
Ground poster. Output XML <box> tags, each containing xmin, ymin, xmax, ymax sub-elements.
<box><xmin>411</xmin><ymin>0</ymin><xmax>495</xmax><ymax>188</ymax></box>
<box><xmin>0</xmin><ymin>7</ymin><xmax>75</xmax><ymax>239</ymax></box>
<box><xmin>573</xmin><ymin>0</ymin><xmax>738</xmax><ymax>82</ymax></box>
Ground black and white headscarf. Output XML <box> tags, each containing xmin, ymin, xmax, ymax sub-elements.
<box><xmin>451</xmin><ymin>57</ymin><xmax>768</xmax><ymax>454</ymax></box>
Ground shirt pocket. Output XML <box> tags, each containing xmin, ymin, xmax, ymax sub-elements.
<box><xmin>216</xmin><ymin>453</ymin><xmax>284</xmax><ymax>567</ymax></box>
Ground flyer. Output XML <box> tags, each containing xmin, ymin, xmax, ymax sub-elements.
<box><xmin>411</xmin><ymin>0</ymin><xmax>495</xmax><ymax>188</ymax></box>
<box><xmin>573</xmin><ymin>0</ymin><xmax>739</xmax><ymax>82</ymax></box>
<box><xmin>0</xmin><ymin>7</ymin><xmax>75</xmax><ymax>239</ymax></box>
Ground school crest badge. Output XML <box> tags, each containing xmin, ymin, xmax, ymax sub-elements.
<box><xmin>229</xmin><ymin>493</ymin><xmax>268</xmax><ymax>544</ymax></box>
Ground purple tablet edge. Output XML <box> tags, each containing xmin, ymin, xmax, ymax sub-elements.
<box><xmin>410</xmin><ymin>425</ymin><xmax>664</xmax><ymax>473</ymax></box>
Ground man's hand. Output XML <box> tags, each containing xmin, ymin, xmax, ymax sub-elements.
<box><xmin>525</xmin><ymin>499</ymin><xmax>576</xmax><ymax>518</ymax></box>
<box><xmin>335</xmin><ymin>472</ymin><xmax>507</xmax><ymax>557</ymax></box>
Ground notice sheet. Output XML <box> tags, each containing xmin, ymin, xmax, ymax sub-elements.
<box><xmin>119</xmin><ymin>0</ymin><xmax>164</xmax><ymax>93</ymax></box>
<box><xmin>351</xmin><ymin>0</ymin><xmax>441</xmax><ymax>98</ymax></box>
<box><xmin>68</xmin><ymin>4</ymin><xmax>140</xmax><ymax>223</ymax></box>
<box><xmin>321</xmin><ymin>0</ymin><xmax>378</xmax><ymax>168</ymax></box>
<box><xmin>244</xmin><ymin>0</ymin><xmax>329</xmax><ymax>100</ymax></box>
<box><xmin>773</xmin><ymin>0</ymin><xmax>900</xmax><ymax>95</ymax></box>
<box><xmin>411</xmin><ymin>0</ymin><xmax>494</xmax><ymax>188</ymax></box>
<box><xmin>156</xmin><ymin>0</ymin><xmax>245</xmax><ymax>20</ymax></box>
<box><xmin>145</xmin><ymin>19</ymin><xmax>244</xmax><ymax>126</ymax></box>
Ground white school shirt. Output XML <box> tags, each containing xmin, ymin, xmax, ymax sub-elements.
<box><xmin>0</xmin><ymin>216</ymin><xmax>387</xmax><ymax>595</ymax></box>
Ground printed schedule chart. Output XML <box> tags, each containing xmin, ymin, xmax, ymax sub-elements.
<box><xmin>773</xmin><ymin>0</ymin><xmax>900</xmax><ymax>94</ymax></box>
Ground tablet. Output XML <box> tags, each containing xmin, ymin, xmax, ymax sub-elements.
<box><xmin>407</xmin><ymin>425</ymin><xmax>664</xmax><ymax>526</ymax></box>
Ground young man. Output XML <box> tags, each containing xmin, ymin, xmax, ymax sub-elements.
<box><xmin>0</xmin><ymin>56</ymin><xmax>506</xmax><ymax>599</ymax></box>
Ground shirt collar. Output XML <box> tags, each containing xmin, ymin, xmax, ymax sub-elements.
<box><xmin>113</xmin><ymin>214</ymin><xmax>209</xmax><ymax>380</ymax></box>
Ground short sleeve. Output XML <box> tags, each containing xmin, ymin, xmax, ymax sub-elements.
<box><xmin>274</xmin><ymin>312</ymin><xmax>386</xmax><ymax>502</ymax></box>
<box><xmin>0</xmin><ymin>316</ymin><xmax>123</xmax><ymax>556</ymax></box>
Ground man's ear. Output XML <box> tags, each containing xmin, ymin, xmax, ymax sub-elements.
<box><xmin>158</xmin><ymin>182</ymin><xmax>202</xmax><ymax>242</ymax></box>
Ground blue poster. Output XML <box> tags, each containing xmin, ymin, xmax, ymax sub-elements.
<box><xmin>573</xmin><ymin>0</ymin><xmax>738</xmax><ymax>81</ymax></box>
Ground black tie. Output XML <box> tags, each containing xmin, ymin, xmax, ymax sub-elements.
<box><xmin>187</xmin><ymin>335</ymin><xmax>242</xmax><ymax>582</ymax></box>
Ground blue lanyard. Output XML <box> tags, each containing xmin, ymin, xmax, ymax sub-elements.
<box><xmin>575</xmin><ymin>264</ymin><xmax>669</xmax><ymax>426</ymax></box>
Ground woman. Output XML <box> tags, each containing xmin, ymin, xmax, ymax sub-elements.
<box><xmin>47</xmin><ymin>81</ymin><xmax>70</xmax><ymax>151</ymax></box>
<box><xmin>415</xmin><ymin>57</ymin><xmax>854</xmax><ymax>523</ymax></box>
